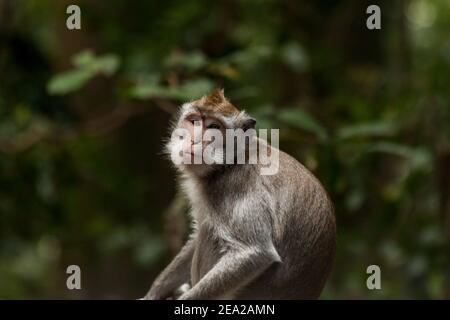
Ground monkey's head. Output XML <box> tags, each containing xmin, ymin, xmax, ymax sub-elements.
<box><xmin>166</xmin><ymin>88</ymin><xmax>257</xmax><ymax>177</ymax></box>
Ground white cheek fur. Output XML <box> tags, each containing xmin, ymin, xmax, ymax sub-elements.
<box><xmin>167</xmin><ymin>136</ymin><xmax>185</xmax><ymax>166</ymax></box>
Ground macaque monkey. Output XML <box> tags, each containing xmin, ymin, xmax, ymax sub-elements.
<box><xmin>144</xmin><ymin>89</ymin><xmax>336</xmax><ymax>300</ymax></box>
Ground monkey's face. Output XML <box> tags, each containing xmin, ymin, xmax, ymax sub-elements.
<box><xmin>167</xmin><ymin>106</ymin><xmax>227</xmax><ymax>175</ymax></box>
<box><xmin>166</xmin><ymin>89</ymin><xmax>257</xmax><ymax>177</ymax></box>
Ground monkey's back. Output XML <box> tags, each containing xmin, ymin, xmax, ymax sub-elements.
<box><xmin>235</xmin><ymin>150</ymin><xmax>336</xmax><ymax>299</ymax></box>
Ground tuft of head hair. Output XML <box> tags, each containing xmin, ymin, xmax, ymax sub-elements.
<box><xmin>192</xmin><ymin>88</ymin><xmax>239</xmax><ymax>116</ymax></box>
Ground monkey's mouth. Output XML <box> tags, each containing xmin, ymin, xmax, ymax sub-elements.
<box><xmin>182</xmin><ymin>151</ymin><xmax>204</xmax><ymax>161</ymax></box>
<box><xmin>184</xmin><ymin>151</ymin><xmax>199</xmax><ymax>157</ymax></box>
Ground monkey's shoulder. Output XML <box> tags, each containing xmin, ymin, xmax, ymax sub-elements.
<box><xmin>260</xmin><ymin>148</ymin><xmax>334</xmax><ymax>220</ymax></box>
<box><xmin>261</xmin><ymin>148</ymin><xmax>325</xmax><ymax>191</ymax></box>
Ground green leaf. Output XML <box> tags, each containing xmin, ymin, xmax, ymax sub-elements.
<box><xmin>175</xmin><ymin>79</ymin><xmax>214</xmax><ymax>100</ymax></box>
<box><xmin>92</xmin><ymin>54</ymin><xmax>120</xmax><ymax>75</ymax></box>
<box><xmin>337</xmin><ymin>122</ymin><xmax>396</xmax><ymax>140</ymax></box>
<box><xmin>71</xmin><ymin>50</ymin><xmax>95</xmax><ymax>68</ymax></box>
<box><xmin>230</xmin><ymin>45</ymin><xmax>273</xmax><ymax>68</ymax></box>
<box><xmin>130</xmin><ymin>78</ymin><xmax>214</xmax><ymax>101</ymax></box>
<box><xmin>130</xmin><ymin>84</ymin><xmax>170</xmax><ymax>100</ymax></box>
<box><xmin>277</xmin><ymin>108</ymin><xmax>327</xmax><ymax>141</ymax></box>
<box><xmin>47</xmin><ymin>69</ymin><xmax>94</xmax><ymax>95</ymax></box>
<box><xmin>47</xmin><ymin>50</ymin><xmax>120</xmax><ymax>95</ymax></box>
<box><xmin>166</xmin><ymin>51</ymin><xmax>207</xmax><ymax>71</ymax></box>
<box><xmin>366</xmin><ymin>142</ymin><xmax>432</xmax><ymax>171</ymax></box>
<box><xmin>280</xmin><ymin>42</ymin><xmax>309</xmax><ymax>72</ymax></box>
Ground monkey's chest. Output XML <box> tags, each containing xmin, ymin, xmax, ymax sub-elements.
<box><xmin>191</xmin><ymin>222</ymin><xmax>225</xmax><ymax>285</ymax></box>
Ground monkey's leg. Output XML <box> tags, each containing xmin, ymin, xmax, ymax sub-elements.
<box><xmin>178</xmin><ymin>244</ymin><xmax>280</xmax><ymax>300</ymax></box>
<box><xmin>144</xmin><ymin>237</ymin><xmax>196</xmax><ymax>300</ymax></box>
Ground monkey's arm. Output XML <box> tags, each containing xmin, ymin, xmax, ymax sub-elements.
<box><xmin>145</xmin><ymin>237</ymin><xmax>196</xmax><ymax>300</ymax></box>
<box><xmin>178</xmin><ymin>243</ymin><xmax>280</xmax><ymax>300</ymax></box>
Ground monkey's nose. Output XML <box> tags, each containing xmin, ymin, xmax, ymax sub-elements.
<box><xmin>191</xmin><ymin>136</ymin><xmax>203</xmax><ymax>145</ymax></box>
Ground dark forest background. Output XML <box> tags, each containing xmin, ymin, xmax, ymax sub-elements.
<box><xmin>0</xmin><ymin>0</ymin><xmax>449</xmax><ymax>299</ymax></box>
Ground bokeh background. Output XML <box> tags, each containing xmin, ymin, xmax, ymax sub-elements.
<box><xmin>0</xmin><ymin>0</ymin><xmax>449</xmax><ymax>299</ymax></box>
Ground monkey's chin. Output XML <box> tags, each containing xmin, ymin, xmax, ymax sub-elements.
<box><xmin>178</xmin><ymin>162</ymin><xmax>223</xmax><ymax>178</ymax></box>
<box><xmin>168</xmin><ymin>148</ymin><xmax>224</xmax><ymax>177</ymax></box>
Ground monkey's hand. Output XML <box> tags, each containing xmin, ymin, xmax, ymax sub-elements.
<box><xmin>143</xmin><ymin>238</ymin><xmax>196</xmax><ymax>300</ymax></box>
<box><xmin>143</xmin><ymin>283</ymin><xmax>190</xmax><ymax>300</ymax></box>
<box><xmin>178</xmin><ymin>244</ymin><xmax>281</xmax><ymax>300</ymax></box>
<box><xmin>144</xmin><ymin>280</ymin><xmax>176</xmax><ymax>300</ymax></box>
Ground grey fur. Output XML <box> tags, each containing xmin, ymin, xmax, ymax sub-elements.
<box><xmin>145</xmin><ymin>119</ymin><xmax>336</xmax><ymax>300</ymax></box>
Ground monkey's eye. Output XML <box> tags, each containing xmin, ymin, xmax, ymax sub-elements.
<box><xmin>188</xmin><ymin>117</ymin><xmax>201</xmax><ymax>125</ymax></box>
<box><xmin>206</xmin><ymin>123</ymin><xmax>220</xmax><ymax>130</ymax></box>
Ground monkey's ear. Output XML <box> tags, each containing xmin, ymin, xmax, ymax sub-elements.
<box><xmin>242</xmin><ymin>117</ymin><xmax>257</xmax><ymax>131</ymax></box>
<box><xmin>205</xmin><ymin>88</ymin><xmax>226</xmax><ymax>105</ymax></box>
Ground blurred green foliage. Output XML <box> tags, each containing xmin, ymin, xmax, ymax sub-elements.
<box><xmin>47</xmin><ymin>50</ymin><xmax>120</xmax><ymax>94</ymax></box>
<box><xmin>0</xmin><ymin>0</ymin><xmax>449</xmax><ymax>299</ymax></box>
